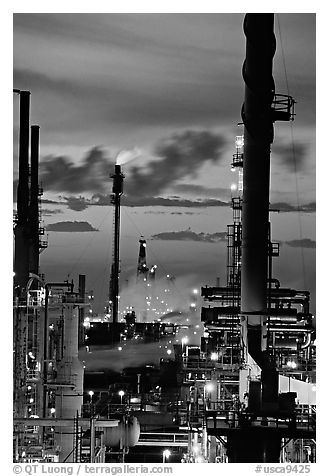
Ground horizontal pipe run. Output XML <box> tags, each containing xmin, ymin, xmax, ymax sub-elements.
<box><xmin>14</xmin><ymin>418</ymin><xmax>119</xmax><ymax>428</ymax></box>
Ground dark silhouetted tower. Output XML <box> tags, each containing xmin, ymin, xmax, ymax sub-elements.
<box><xmin>14</xmin><ymin>90</ymin><xmax>30</xmax><ymax>297</ymax></box>
<box><xmin>110</xmin><ymin>164</ymin><xmax>124</xmax><ymax>324</ymax></box>
<box><xmin>137</xmin><ymin>238</ymin><xmax>149</xmax><ymax>280</ymax></box>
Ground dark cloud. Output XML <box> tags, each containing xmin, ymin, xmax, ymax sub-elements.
<box><xmin>125</xmin><ymin>130</ymin><xmax>227</xmax><ymax>197</ymax></box>
<box><xmin>144</xmin><ymin>211</ymin><xmax>167</xmax><ymax>215</ymax></box>
<box><xmin>42</xmin><ymin>208</ymin><xmax>63</xmax><ymax>216</ymax></box>
<box><xmin>123</xmin><ymin>196</ymin><xmax>228</xmax><ymax>208</ymax></box>
<box><xmin>92</xmin><ymin>193</ymin><xmax>229</xmax><ymax>208</ymax></box>
<box><xmin>272</xmin><ymin>141</ymin><xmax>309</xmax><ymax>173</ymax></box>
<box><xmin>285</xmin><ymin>238</ymin><xmax>316</xmax><ymax>249</ymax></box>
<box><xmin>151</xmin><ymin>229</ymin><xmax>227</xmax><ymax>243</ymax></box>
<box><xmin>40</xmin><ymin>147</ymin><xmax>113</xmax><ymax>193</ymax></box>
<box><xmin>46</xmin><ymin>221</ymin><xmax>99</xmax><ymax>232</ymax></box>
<box><xmin>64</xmin><ymin>196</ymin><xmax>89</xmax><ymax>211</ymax></box>
<box><xmin>270</xmin><ymin>202</ymin><xmax>316</xmax><ymax>213</ymax></box>
<box><xmin>170</xmin><ymin>211</ymin><xmax>202</xmax><ymax>215</ymax></box>
<box><xmin>33</xmin><ymin>130</ymin><xmax>226</xmax><ymax>199</ymax></box>
<box><xmin>41</xmin><ymin>198</ymin><xmax>62</xmax><ymax>205</ymax></box>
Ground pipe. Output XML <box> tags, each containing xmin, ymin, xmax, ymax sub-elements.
<box><xmin>14</xmin><ymin>418</ymin><xmax>119</xmax><ymax>428</ymax></box>
<box><xmin>207</xmin><ymin>324</ymin><xmax>312</xmax><ymax>333</ymax></box>
<box><xmin>299</xmin><ymin>333</ymin><xmax>312</xmax><ymax>349</ymax></box>
<box><xmin>78</xmin><ymin>274</ymin><xmax>86</xmax><ymax>348</ymax></box>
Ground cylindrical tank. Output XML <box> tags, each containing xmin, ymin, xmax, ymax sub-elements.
<box><xmin>54</xmin><ymin>302</ymin><xmax>84</xmax><ymax>462</ymax></box>
<box><xmin>273</xmin><ymin>337</ymin><xmax>298</xmax><ymax>350</ymax></box>
<box><xmin>103</xmin><ymin>416</ymin><xmax>140</xmax><ymax>447</ymax></box>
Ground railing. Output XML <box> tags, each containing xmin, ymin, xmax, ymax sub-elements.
<box><xmin>182</xmin><ymin>357</ymin><xmax>240</xmax><ymax>370</ymax></box>
<box><xmin>206</xmin><ymin>408</ymin><xmax>316</xmax><ymax>432</ymax></box>
<box><xmin>137</xmin><ymin>432</ymin><xmax>188</xmax><ymax>445</ymax></box>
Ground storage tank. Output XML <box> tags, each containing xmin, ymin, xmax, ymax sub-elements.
<box><xmin>103</xmin><ymin>416</ymin><xmax>140</xmax><ymax>448</ymax></box>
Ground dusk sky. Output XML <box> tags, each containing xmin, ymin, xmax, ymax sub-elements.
<box><xmin>13</xmin><ymin>13</ymin><xmax>316</xmax><ymax>315</ymax></box>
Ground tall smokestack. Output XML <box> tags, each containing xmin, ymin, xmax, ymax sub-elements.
<box><xmin>240</xmin><ymin>14</ymin><xmax>276</xmax><ymax>367</ymax></box>
<box><xmin>232</xmin><ymin>13</ymin><xmax>294</xmax><ymax>463</ymax></box>
<box><xmin>110</xmin><ymin>164</ymin><xmax>124</xmax><ymax>324</ymax></box>
<box><xmin>29</xmin><ymin>125</ymin><xmax>40</xmax><ymax>284</ymax></box>
<box><xmin>14</xmin><ymin>90</ymin><xmax>31</xmax><ymax>296</ymax></box>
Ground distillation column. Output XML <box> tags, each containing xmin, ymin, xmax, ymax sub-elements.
<box><xmin>229</xmin><ymin>13</ymin><xmax>280</xmax><ymax>463</ymax></box>
<box><xmin>54</xmin><ymin>300</ymin><xmax>84</xmax><ymax>462</ymax></box>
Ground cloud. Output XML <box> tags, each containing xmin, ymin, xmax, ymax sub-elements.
<box><xmin>285</xmin><ymin>238</ymin><xmax>316</xmax><ymax>248</ymax></box>
<box><xmin>172</xmin><ymin>183</ymin><xmax>229</xmax><ymax>198</ymax></box>
<box><xmin>32</xmin><ymin>130</ymin><xmax>226</xmax><ymax>200</ymax></box>
<box><xmin>46</xmin><ymin>221</ymin><xmax>99</xmax><ymax>232</ymax></box>
<box><xmin>270</xmin><ymin>201</ymin><xmax>316</xmax><ymax>213</ymax></box>
<box><xmin>40</xmin><ymin>146</ymin><xmax>113</xmax><ymax>193</ymax></box>
<box><xmin>170</xmin><ymin>211</ymin><xmax>202</xmax><ymax>215</ymax></box>
<box><xmin>42</xmin><ymin>208</ymin><xmax>63</xmax><ymax>216</ymax></box>
<box><xmin>125</xmin><ymin>130</ymin><xmax>227</xmax><ymax>197</ymax></box>
<box><xmin>92</xmin><ymin>194</ymin><xmax>229</xmax><ymax>208</ymax></box>
<box><xmin>63</xmin><ymin>196</ymin><xmax>89</xmax><ymax>211</ymax></box>
<box><xmin>144</xmin><ymin>211</ymin><xmax>167</xmax><ymax>215</ymax></box>
<box><xmin>272</xmin><ymin>141</ymin><xmax>309</xmax><ymax>173</ymax></box>
<box><xmin>151</xmin><ymin>229</ymin><xmax>227</xmax><ymax>242</ymax></box>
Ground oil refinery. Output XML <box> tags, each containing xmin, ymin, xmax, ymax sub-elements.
<box><xmin>13</xmin><ymin>13</ymin><xmax>316</xmax><ymax>464</ymax></box>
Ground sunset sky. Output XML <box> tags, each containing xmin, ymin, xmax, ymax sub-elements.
<box><xmin>13</xmin><ymin>13</ymin><xmax>316</xmax><ymax>314</ymax></box>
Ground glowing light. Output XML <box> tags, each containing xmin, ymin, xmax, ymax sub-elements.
<box><xmin>193</xmin><ymin>289</ymin><xmax>198</xmax><ymax>294</ymax></box>
<box><xmin>118</xmin><ymin>390</ymin><xmax>125</xmax><ymax>397</ymax></box>
<box><xmin>181</xmin><ymin>337</ymin><xmax>188</xmax><ymax>345</ymax></box>
<box><xmin>190</xmin><ymin>303</ymin><xmax>196</xmax><ymax>308</ymax></box>
<box><xmin>118</xmin><ymin>346</ymin><xmax>123</xmax><ymax>351</ymax></box>
<box><xmin>88</xmin><ymin>391</ymin><xmax>94</xmax><ymax>397</ymax></box>
<box><xmin>235</xmin><ymin>135</ymin><xmax>244</xmax><ymax>148</ymax></box>
<box><xmin>230</xmin><ymin>183</ymin><xmax>237</xmax><ymax>191</ymax></box>
<box><xmin>287</xmin><ymin>360</ymin><xmax>297</xmax><ymax>369</ymax></box>
<box><xmin>163</xmin><ymin>449</ymin><xmax>171</xmax><ymax>462</ymax></box>
<box><xmin>50</xmin><ymin>408</ymin><xmax>56</xmax><ymax>414</ymax></box>
<box><xmin>167</xmin><ymin>349</ymin><xmax>172</xmax><ymax>355</ymax></box>
<box><xmin>211</xmin><ymin>352</ymin><xmax>218</xmax><ymax>361</ymax></box>
<box><xmin>205</xmin><ymin>382</ymin><xmax>214</xmax><ymax>392</ymax></box>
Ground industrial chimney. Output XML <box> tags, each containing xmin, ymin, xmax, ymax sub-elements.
<box><xmin>110</xmin><ymin>164</ymin><xmax>124</xmax><ymax>325</ymax></box>
<box><xmin>14</xmin><ymin>90</ymin><xmax>30</xmax><ymax>297</ymax></box>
